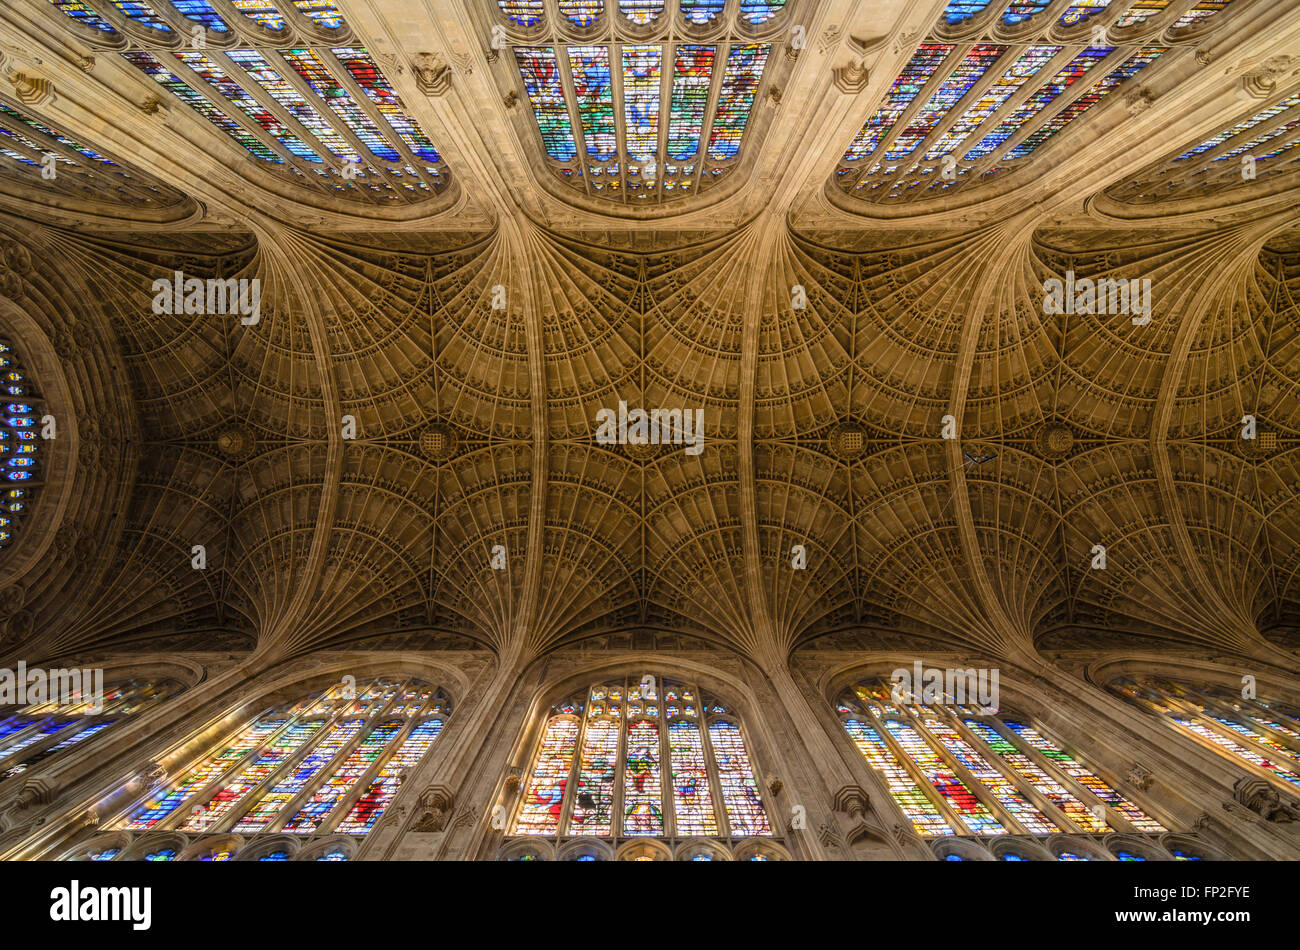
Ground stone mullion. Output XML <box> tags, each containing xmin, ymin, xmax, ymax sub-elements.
<box><xmin>153</xmin><ymin>711</ymin><xmax>306</xmax><ymax>833</ymax></box>
<box><xmin>692</xmin><ymin>41</ymin><xmax>727</xmax><ymax>200</ymax></box>
<box><xmin>264</xmin><ymin>49</ymin><xmax>409</xmax><ymax>199</ymax></box>
<box><xmin>899</xmin><ymin>704</ymin><xmax>1033</xmax><ymax>836</ymax></box>
<box><xmin>658</xmin><ymin>708</ymin><xmax>675</xmax><ymax>839</ymax></box>
<box><xmin>209</xmin><ymin>711</ymin><xmax>344</xmax><ymax>835</ymax></box>
<box><xmin>555</xmin><ymin>711</ymin><xmax>591</xmax><ymax>836</ymax></box>
<box><xmin>867</xmin><ymin>44</ymin><xmax>974</xmax><ymax>179</ymax></box>
<box><xmin>0</xmin><ymin>719</ymin><xmax>61</xmax><ymax>764</ymax></box>
<box><xmin>1156</xmin><ymin>691</ymin><xmax>1300</xmax><ymax>774</ymax></box>
<box><xmin>1182</xmin><ymin>686</ymin><xmax>1300</xmax><ymax>759</ymax></box>
<box><xmin>982</xmin><ymin>717</ymin><xmax>1141</xmax><ymax>835</ymax></box>
<box><xmin>699</xmin><ymin>714</ymin><xmax>733</xmax><ymax>839</ymax></box>
<box><xmin>263</xmin><ymin>709</ymin><xmax>379</xmax><ymax>834</ymax></box>
<box><xmin>857</xmin><ymin>699</ymin><xmax>972</xmax><ymax>837</ymax></box>
<box><xmin>0</xmin><ymin>718</ymin><xmax>97</xmax><ymax>777</ymax></box>
<box><xmin>945</xmin><ymin>710</ymin><xmax>1085</xmax><ymax>834</ymax></box>
<box><xmin>317</xmin><ymin>708</ymin><xmax>420</xmax><ymax>836</ymax></box>
<box><xmin>1147</xmin><ymin>100</ymin><xmax>1300</xmax><ymax>185</ymax></box>
<box><xmin>551</xmin><ymin>44</ymin><xmax>598</xmax><ymax>200</ymax></box>
<box><xmin>959</xmin><ymin>46</ymin><xmax>1137</xmax><ymax>183</ymax></box>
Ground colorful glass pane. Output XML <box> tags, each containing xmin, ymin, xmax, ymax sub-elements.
<box><xmin>738</xmin><ymin>0</ymin><xmax>786</xmax><ymax>24</ymax></box>
<box><xmin>623</xmin><ymin>717</ymin><xmax>663</xmax><ymax>834</ymax></box>
<box><xmin>1175</xmin><ymin>0</ymin><xmax>1231</xmax><ymax>26</ymax></box>
<box><xmin>884</xmin><ymin>720</ymin><xmax>1006</xmax><ymax>834</ymax></box>
<box><xmin>668</xmin><ymin>46</ymin><xmax>715</xmax><ymax>160</ymax></box>
<box><xmin>1003</xmin><ymin>1</ymin><xmax>1051</xmax><ymax>23</ymax></box>
<box><xmin>1005</xmin><ymin>47</ymin><xmax>1162</xmax><ymax>159</ymax></box>
<box><xmin>180</xmin><ymin>720</ymin><xmax>323</xmax><ymax>830</ymax></box>
<box><xmin>516</xmin><ymin>48</ymin><xmax>578</xmax><ymax>162</ymax></box>
<box><xmin>844</xmin><ymin>717</ymin><xmax>953</xmax><ymax>836</ymax></box>
<box><xmin>559</xmin><ymin>0</ymin><xmax>602</xmax><ymax>26</ymax></box>
<box><xmin>232</xmin><ymin>718</ymin><xmax>364</xmax><ymax>832</ymax></box>
<box><xmin>679</xmin><ymin>0</ymin><xmax>723</xmax><ymax>24</ymax></box>
<box><xmin>622</xmin><ymin>45</ymin><xmax>661</xmax><ymax>163</ymax></box>
<box><xmin>332</xmin><ymin>47</ymin><xmax>443</xmax><ymax>162</ymax></box>
<box><xmin>119</xmin><ymin>717</ymin><xmax>283</xmax><ymax>829</ymax></box>
<box><xmin>120</xmin><ymin>53</ymin><xmax>277</xmax><ymax>162</ymax></box>
<box><xmin>669</xmin><ymin>719</ymin><xmax>718</xmax><ymax>835</ymax></box>
<box><xmin>925</xmin><ymin>45</ymin><xmax>1058</xmax><ymax>161</ymax></box>
<box><xmin>47</xmin><ymin>1</ymin><xmax>117</xmax><ymax>32</ymax></box>
<box><xmin>171</xmin><ymin>0</ymin><xmax>229</xmax><ymax>30</ymax></box>
<box><xmin>942</xmin><ymin>0</ymin><xmax>993</xmax><ymax>22</ymax></box>
<box><xmin>498</xmin><ymin>0</ymin><xmax>544</xmax><ymax>25</ymax></box>
<box><xmin>569</xmin><ymin>46</ymin><xmax>617</xmax><ymax>161</ymax></box>
<box><xmin>844</xmin><ymin>45</ymin><xmax>952</xmax><ymax>161</ymax></box>
<box><xmin>108</xmin><ymin>1</ymin><xmax>171</xmax><ymax>31</ymax></box>
<box><xmin>231</xmin><ymin>0</ymin><xmax>285</xmax><ymax>30</ymax></box>
<box><xmin>280</xmin><ymin>48</ymin><xmax>402</xmax><ymax>162</ymax></box>
<box><xmin>707</xmin><ymin>43</ymin><xmax>768</xmax><ymax>161</ymax></box>
<box><xmin>570</xmin><ymin>717</ymin><xmax>618</xmax><ymax>834</ymax></box>
<box><xmin>336</xmin><ymin>719</ymin><xmax>443</xmax><ymax>834</ymax></box>
<box><xmin>514</xmin><ymin>716</ymin><xmax>579</xmax><ymax>834</ymax></box>
<box><xmin>293</xmin><ymin>0</ymin><xmax>346</xmax><ymax>28</ymax></box>
<box><xmin>1059</xmin><ymin>0</ymin><xmax>1113</xmax><ymax>25</ymax></box>
<box><xmin>619</xmin><ymin>0</ymin><xmax>662</xmax><ymax>24</ymax></box>
<box><xmin>886</xmin><ymin>45</ymin><xmax>1005</xmax><ymax>161</ymax></box>
<box><xmin>708</xmin><ymin>720</ymin><xmax>770</xmax><ymax>836</ymax></box>
<box><xmin>226</xmin><ymin>49</ymin><xmax>352</xmax><ymax>157</ymax></box>
<box><xmin>281</xmin><ymin>719</ymin><xmax>402</xmax><ymax>833</ymax></box>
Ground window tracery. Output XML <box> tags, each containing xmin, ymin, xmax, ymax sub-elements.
<box><xmin>1112</xmin><ymin>675</ymin><xmax>1300</xmax><ymax>792</ymax></box>
<box><xmin>837</xmin><ymin>678</ymin><xmax>1166</xmax><ymax>858</ymax></box>
<box><xmin>90</xmin><ymin>677</ymin><xmax>449</xmax><ymax>859</ymax></box>
<box><xmin>507</xmin><ymin>677</ymin><xmax>774</xmax><ymax>857</ymax></box>
<box><xmin>0</xmin><ymin>679</ymin><xmax>184</xmax><ymax>780</ymax></box>
<box><xmin>497</xmin><ymin>0</ymin><xmax>790</xmax><ymax>205</ymax></box>
<box><xmin>42</xmin><ymin>0</ymin><xmax>450</xmax><ymax>207</ymax></box>
<box><xmin>0</xmin><ymin>340</ymin><xmax>43</xmax><ymax>551</ymax></box>
<box><xmin>834</xmin><ymin>0</ymin><xmax>1240</xmax><ymax>207</ymax></box>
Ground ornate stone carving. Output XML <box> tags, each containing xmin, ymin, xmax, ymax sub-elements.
<box><xmin>503</xmin><ymin>91</ymin><xmax>518</xmax><ymax>110</ymax></box>
<box><xmin>140</xmin><ymin>93</ymin><xmax>165</xmax><ymax>116</ymax></box>
<box><xmin>8</xmin><ymin>72</ymin><xmax>54</xmax><ymax>107</ymax></box>
<box><xmin>828</xmin><ymin>422</ymin><xmax>868</xmax><ymax>459</ymax></box>
<box><xmin>412</xmin><ymin>786</ymin><xmax>454</xmax><ymax>832</ymax></box>
<box><xmin>420</xmin><ymin>423</ymin><xmax>459</xmax><ymax>462</ymax></box>
<box><xmin>832</xmin><ymin>62</ymin><xmax>870</xmax><ymax>95</ymax></box>
<box><xmin>1237</xmin><ymin>56</ymin><xmax>1297</xmax><ymax>100</ymax></box>
<box><xmin>413</xmin><ymin>53</ymin><xmax>452</xmax><ymax>96</ymax></box>
<box><xmin>1035</xmin><ymin>423</ymin><xmax>1074</xmax><ymax>460</ymax></box>
<box><xmin>217</xmin><ymin>425</ymin><xmax>255</xmax><ymax>460</ymax></box>
<box><xmin>832</xmin><ymin>784</ymin><xmax>870</xmax><ymax>818</ymax></box>
<box><xmin>1233</xmin><ymin>776</ymin><xmax>1300</xmax><ymax>822</ymax></box>
<box><xmin>1126</xmin><ymin>764</ymin><xmax>1153</xmax><ymax>791</ymax></box>
<box><xmin>1124</xmin><ymin>88</ymin><xmax>1156</xmax><ymax>115</ymax></box>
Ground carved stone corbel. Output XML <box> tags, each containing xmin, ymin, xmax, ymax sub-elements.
<box><xmin>1126</xmin><ymin>763</ymin><xmax>1153</xmax><ymax>791</ymax></box>
<box><xmin>8</xmin><ymin>72</ymin><xmax>54</xmax><ymax>107</ymax></box>
<box><xmin>413</xmin><ymin>53</ymin><xmax>452</xmax><ymax>96</ymax></box>
<box><xmin>832</xmin><ymin>62</ymin><xmax>869</xmax><ymax>95</ymax></box>
<box><xmin>832</xmin><ymin>784</ymin><xmax>870</xmax><ymax>819</ymax></box>
<box><xmin>1237</xmin><ymin>56</ymin><xmax>1296</xmax><ymax>100</ymax></box>
<box><xmin>1233</xmin><ymin>776</ymin><xmax>1300</xmax><ymax>822</ymax></box>
<box><xmin>412</xmin><ymin>785</ymin><xmax>454</xmax><ymax>833</ymax></box>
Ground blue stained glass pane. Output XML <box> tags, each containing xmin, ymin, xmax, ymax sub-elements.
<box><xmin>667</xmin><ymin>46</ymin><xmax>715</xmax><ymax>160</ymax></box>
<box><xmin>925</xmin><ymin>45</ymin><xmax>1058</xmax><ymax>162</ymax></box>
<box><xmin>516</xmin><ymin>48</ymin><xmax>578</xmax><ymax>162</ymax></box>
<box><xmin>738</xmin><ymin>0</ymin><xmax>786</xmax><ymax>23</ymax></box>
<box><xmin>1003</xmin><ymin>1</ymin><xmax>1051</xmax><ymax>23</ymax></box>
<box><xmin>171</xmin><ymin>0</ymin><xmax>230</xmax><ymax>30</ymax></box>
<box><xmin>942</xmin><ymin>0</ymin><xmax>993</xmax><ymax>22</ymax></box>
<box><xmin>122</xmin><ymin>51</ymin><xmax>283</xmax><ymax>162</ymax></box>
<box><xmin>232</xmin><ymin>1</ymin><xmax>286</xmax><ymax>30</ymax></box>
<box><xmin>680</xmin><ymin>0</ymin><xmax>724</xmax><ymax>24</ymax></box>
<box><xmin>226</xmin><ymin>50</ymin><xmax>350</xmax><ymax>157</ymax></box>
<box><xmin>622</xmin><ymin>46</ymin><xmax>662</xmax><ymax>163</ymax></box>
<box><xmin>108</xmin><ymin>1</ymin><xmax>172</xmax><ymax>31</ymax></box>
<box><xmin>47</xmin><ymin>1</ymin><xmax>117</xmax><ymax>32</ymax></box>
<box><xmin>5</xmin><ymin>472</ymin><xmax>30</xmax><ymax>481</ymax></box>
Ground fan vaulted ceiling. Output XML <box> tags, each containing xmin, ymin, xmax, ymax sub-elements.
<box><xmin>0</xmin><ymin>0</ymin><xmax>1296</xmax><ymax>674</ymax></box>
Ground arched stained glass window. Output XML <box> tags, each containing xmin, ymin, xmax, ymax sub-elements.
<box><xmin>0</xmin><ymin>340</ymin><xmax>44</xmax><ymax>550</ymax></box>
<box><xmin>1112</xmin><ymin>676</ymin><xmax>1300</xmax><ymax>792</ymax></box>
<box><xmin>510</xmin><ymin>677</ymin><xmax>773</xmax><ymax>843</ymax></box>
<box><xmin>837</xmin><ymin>678</ymin><xmax>1165</xmax><ymax>838</ymax></box>
<box><xmin>831</xmin><ymin>1</ymin><xmax>1245</xmax><ymax>206</ymax></box>
<box><xmin>1106</xmin><ymin>92</ymin><xmax>1300</xmax><ymax>203</ymax></box>
<box><xmin>44</xmin><ymin>2</ymin><xmax>448</xmax><ymax>205</ymax></box>
<box><xmin>0</xmin><ymin>678</ymin><xmax>184</xmax><ymax>780</ymax></box>
<box><xmin>503</xmin><ymin>1</ymin><xmax>786</xmax><ymax>205</ymax></box>
<box><xmin>107</xmin><ymin>677</ymin><xmax>450</xmax><ymax>846</ymax></box>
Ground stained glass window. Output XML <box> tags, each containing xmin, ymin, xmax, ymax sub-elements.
<box><xmin>559</xmin><ymin>0</ymin><xmax>602</xmax><ymax>27</ymax></box>
<box><xmin>839</xmin><ymin>677</ymin><xmax>1166</xmax><ymax>838</ymax></box>
<box><xmin>619</xmin><ymin>0</ymin><xmax>662</xmax><ymax>24</ymax></box>
<box><xmin>515</xmin><ymin>47</ymin><xmax>578</xmax><ymax>162</ymax></box>
<box><xmin>844</xmin><ymin>45</ymin><xmax>953</xmax><ymax>162</ymax></box>
<box><xmin>509</xmin><ymin>677</ymin><xmax>774</xmax><ymax>843</ymax></box>
<box><xmin>231</xmin><ymin>0</ymin><xmax>286</xmax><ymax>30</ymax></box>
<box><xmin>108</xmin><ymin>0</ymin><xmax>172</xmax><ymax>32</ymax></box>
<box><xmin>292</xmin><ymin>0</ymin><xmax>345</xmax><ymax>29</ymax></box>
<box><xmin>622</xmin><ymin>46</ymin><xmax>662</xmax><ymax>163</ymax></box>
<box><xmin>942</xmin><ymin>0</ymin><xmax>993</xmax><ymax>22</ymax></box>
<box><xmin>498</xmin><ymin>0</ymin><xmax>544</xmax><ymax>26</ymax></box>
<box><xmin>0</xmin><ymin>341</ymin><xmax>43</xmax><ymax>544</ymax></box>
<box><xmin>48</xmin><ymin>0</ymin><xmax>118</xmax><ymax>32</ymax></box>
<box><xmin>707</xmin><ymin>44</ymin><xmax>768</xmax><ymax>161</ymax></box>
<box><xmin>738</xmin><ymin>0</ymin><xmax>786</xmax><ymax>24</ymax></box>
<box><xmin>569</xmin><ymin>47</ymin><xmax>616</xmax><ymax>161</ymax></box>
<box><xmin>107</xmin><ymin>678</ymin><xmax>449</xmax><ymax>845</ymax></box>
<box><xmin>1112</xmin><ymin>676</ymin><xmax>1300</xmax><ymax>792</ymax></box>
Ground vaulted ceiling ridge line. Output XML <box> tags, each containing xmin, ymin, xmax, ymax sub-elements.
<box><xmin>944</xmin><ymin>215</ymin><xmax>1046</xmax><ymax>667</ymax></box>
<box><xmin>235</xmin><ymin>222</ymin><xmax>345</xmax><ymax>672</ymax></box>
<box><xmin>1150</xmin><ymin>212</ymin><xmax>1300</xmax><ymax>664</ymax></box>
